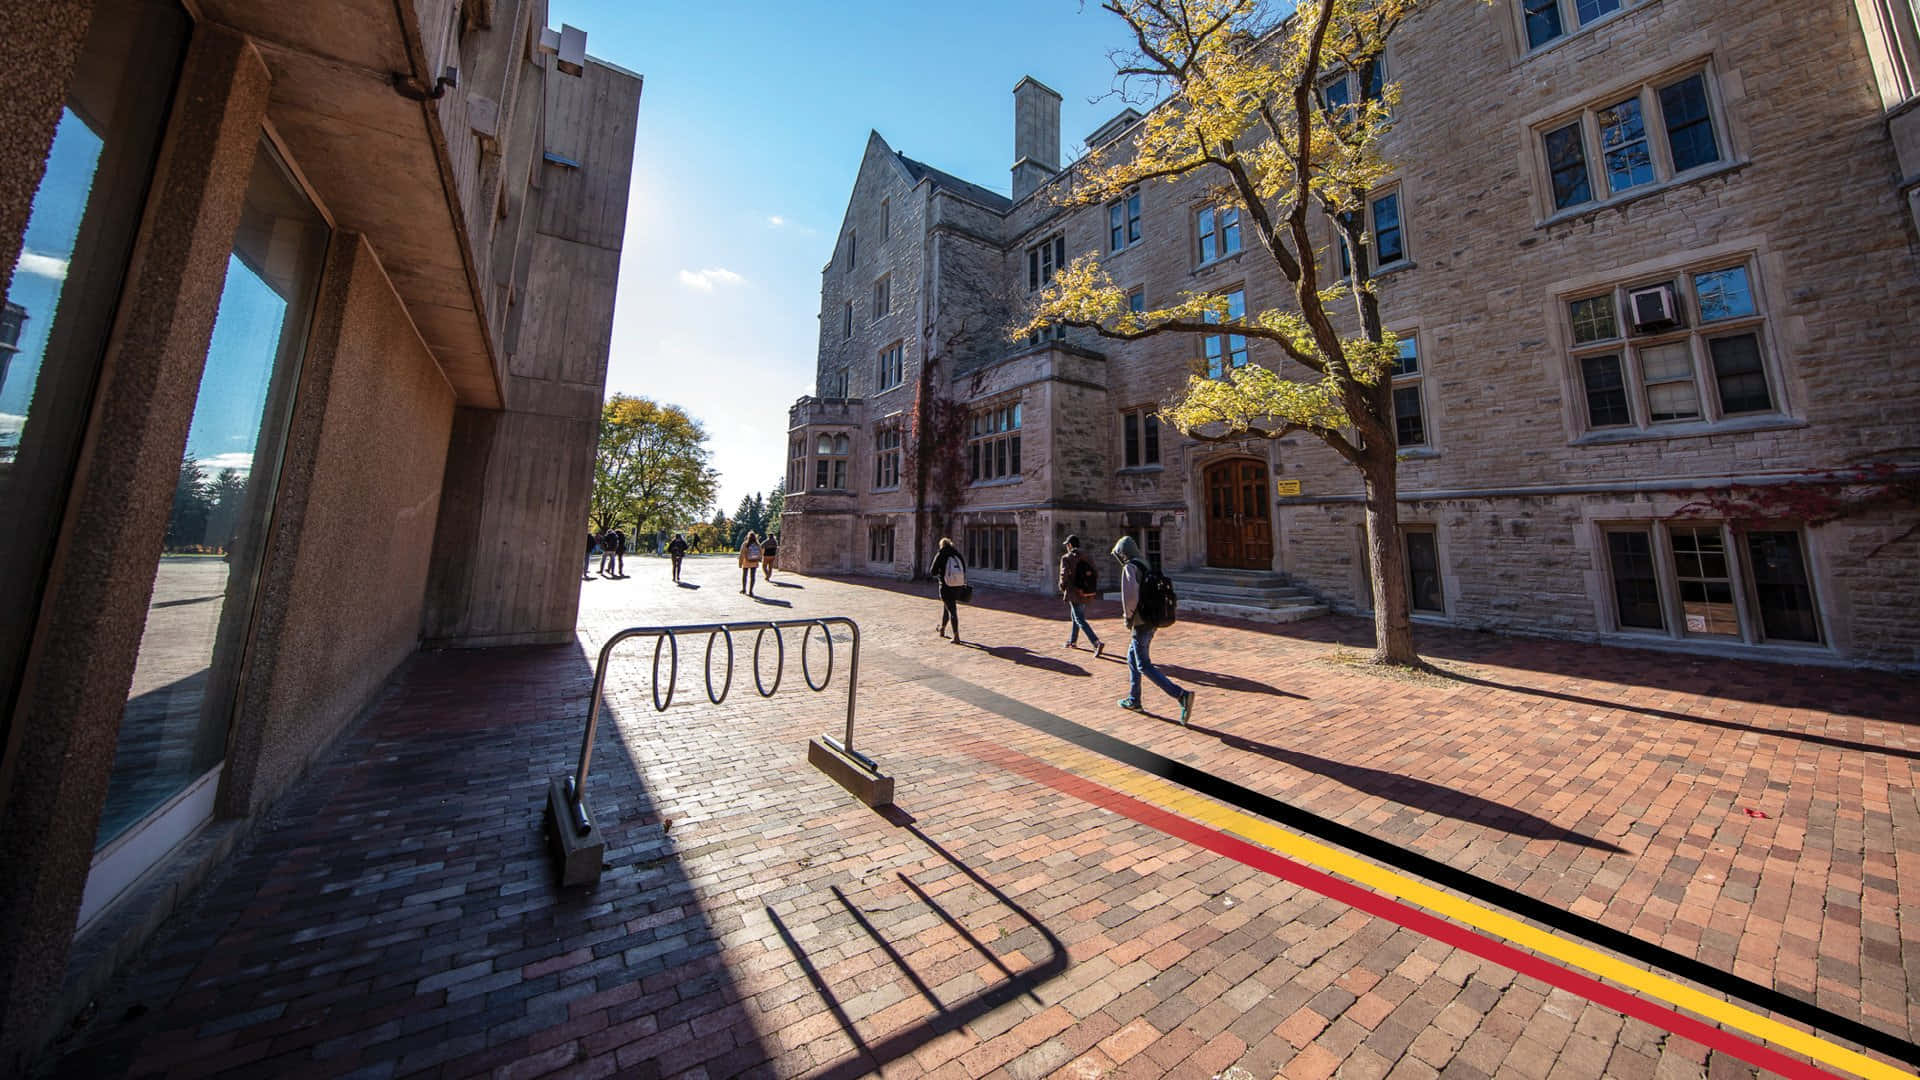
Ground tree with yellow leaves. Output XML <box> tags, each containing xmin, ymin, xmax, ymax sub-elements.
<box><xmin>1019</xmin><ymin>0</ymin><xmax>1457</xmax><ymax>666</ymax></box>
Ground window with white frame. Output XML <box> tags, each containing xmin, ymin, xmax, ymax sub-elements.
<box><xmin>1338</xmin><ymin>187</ymin><xmax>1405</xmax><ymax>277</ymax></box>
<box><xmin>1539</xmin><ymin>70</ymin><xmax>1723</xmax><ymax>214</ymax></box>
<box><xmin>1127</xmin><ymin>286</ymin><xmax>1146</xmax><ymax>313</ymax></box>
<box><xmin>1519</xmin><ymin>0</ymin><xmax>1639</xmax><ymax>51</ymax></box>
<box><xmin>1196</xmin><ymin>206</ymin><xmax>1242</xmax><ymax>264</ymax></box>
<box><xmin>1121</xmin><ymin>407</ymin><xmax>1161</xmax><ymax>468</ymax></box>
<box><xmin>1109</xmin><ymin>189</ymin><xmax>1142</xmax><ymax>252</ymax></box>
<box><xmin>1564</xmin><ymin>259</ymin><xmax>1777</xmax><ymax>435</ymax></box>
<box><xmin>876</xmin><ymin>340</ymin><xmax>903</xmax><ymax>391</ymax></box>
<box><xmin>1027</xmin><ymin>233</ymin><xmax>1066</xmax><ymax>291</ymax></box>
<box><xmin>1390</xmin><ymin>334</ymin><xmax>1427</xmax><ymax>448</ymax></box>
<box><xmin>966</xmin><ymin>524</ymin><xmax>1019</xmax><ymax>573</ymax></box>
<box><xmin>813</xmin><ymin>432</ymin><xmax>849</xmax><ymax>490</ymax></box>
<box><xmin>1602</xmin><ymin>522</ymin><xmax>1822</xmax><ymax>644</ymax></box>
<box><xmin>1320</xmin><ymin>53</ymin><xmax>1389</xmax><ymax>120</ymax></box>
<box><xmin>872</xmin><ymin>274</ymin><xmax>890</xmax><ymax>321</ymax></box>
<box><xmin>842</xmin><ymin>300</ymin><xmax>852</xmax><ymax>340</ymax></box>
<box><xmin>869</xmin><ymin>523</ymin><xmax>895</xmax><ymax>564</ymax></box>
<box><xmin>873</xmin><ymin>425</ymin><xmax>901</xmax><ymax>489</ymax></box>
<box><xmin>968</xmin><ymin>401</ymin><xmax>1022</xmax><ymax>483</ymax></box>
<box><xmin>1203</xmin><ymin>288</ymin><xmax>1248</xmax><ymax>378</ymax></box>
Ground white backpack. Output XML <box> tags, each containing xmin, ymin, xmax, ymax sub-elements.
<box><xmin>943</xmin><ymin>557</ymin><xmax>967</xmax><ymax>587</ymax></box>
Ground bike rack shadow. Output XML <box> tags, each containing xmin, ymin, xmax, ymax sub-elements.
<box><xmin>766</xmin><ymin>817</ymin><xmax>1067</xmax><ymax>1079</ymax></box>
<box><xmin>543</xmin><ymin>617</ymin><xmax>892</xmax><ymax>886</ymax></box>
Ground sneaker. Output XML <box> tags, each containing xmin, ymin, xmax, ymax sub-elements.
<box><xmin>1093</xmin><ymin>642</ymin><xmax>1105</xmax><ymax>659</ymax></box>
<box><xmin>1117</xmin><ymin>698</ymin><xmax>1143</xmax><ymax>712</ymax></box>
<box><xmin>1065</xmin><ymin>640</ymin><xmax>1077</xmax><ymax>649</ymax></box>
<box><xmin>1178</xmin><ymin>691</ymin><xmax>1195</xmax><ymax>727</ymax></box>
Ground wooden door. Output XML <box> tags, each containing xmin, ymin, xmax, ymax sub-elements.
<box><xmin>1204</xmin><ymin>460</ymin><xmax>1272</xmax><ymax>570</ymax></box>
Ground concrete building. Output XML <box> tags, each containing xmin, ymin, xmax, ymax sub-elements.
<box><xmin>782</xmin><ymin>0</ymin><xmax>1920</xmax><ymax>668</ymax></box>
<box><xmin>0</xmin><ymin>0</ymin><xmax>638</xmax><ymax>1067</ymax></box>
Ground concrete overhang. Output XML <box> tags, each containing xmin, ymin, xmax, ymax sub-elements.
<box><xmin>195</xmin><ymin>1</ymin><xmax>503</xmax><ymax>409</ymax></box>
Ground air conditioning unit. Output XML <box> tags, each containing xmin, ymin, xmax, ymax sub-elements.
<box><xmin>1627</xmin><ymin>284</ymin><xmax>1679</xmax><ymax>332</ymax></box>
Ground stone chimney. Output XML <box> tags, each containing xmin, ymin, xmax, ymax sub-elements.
<box><xmin>1010</xmin><ymin>76</ymin><xmax>1061</xmax><ymax>202</ymax></box>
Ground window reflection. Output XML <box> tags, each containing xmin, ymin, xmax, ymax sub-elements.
<box><xmin>96</xmin><ymin>141</ymin><xmax>329</xmax><ymax>851</ymax></box>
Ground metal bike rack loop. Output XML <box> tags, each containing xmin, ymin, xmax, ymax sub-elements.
<box><xmin>545</xmin><ymin>617</ymin><xmax>891</xmax><ymax>886</ymax></box>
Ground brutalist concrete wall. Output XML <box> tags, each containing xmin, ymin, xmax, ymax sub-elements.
<box><xmin>0</xmin><ymin>27</ymin><xmax>270</xmax><ymax>1072</ymax></box>
<box><xmin>220</xmin><ymin>235</ymin><xmax>456</xmax><ymax>817</ymax></box>
<box><xmin>422</xmin><ymin>56</ymin><xmax>640</xmax><ymax>646</ymax></box>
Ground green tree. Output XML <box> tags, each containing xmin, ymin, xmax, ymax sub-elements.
<box><xmin>1020</xmin><ymin>0</ymin><xmax>1457</xmax><ymax>666</ymax></box>
<box><xmin>591</xmin><ymin>395</ymin><xmax>718</xmax><ymax>538</ymax></box>
<box><xmin>203</xmin><ymin>468</ymin><xmax>248</xmax><ymax>554</ymax></box>
<box><xmin>765</xmin><ymin>480</ymin><xmax>785</xmax><ymax>537</ymax></box>
<box><xmin>165</xmin><ymin>455</ymin><xmax>212</xmax><ymax>550</ymax></box>
<box><xmin>730</xmin><ymin>493</ymin><xmax>769</xmax><ymax>547</ymax></box>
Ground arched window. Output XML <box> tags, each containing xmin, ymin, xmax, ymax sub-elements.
<box><xmin>814</xmin><ymin>431</ymin><xmax>850</xmax><ymax>490</ymax></box>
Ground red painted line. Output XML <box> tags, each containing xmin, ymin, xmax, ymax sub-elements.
<box><xmin>969</xmin><ymin>741</ymin><xmax>1848</xmax><ymax>1080</ymax></box>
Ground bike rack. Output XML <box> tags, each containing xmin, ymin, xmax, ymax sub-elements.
<box><xmin>545</xmin><ymin>617</ymin><xmax>892</xmax><ymax>886</ymax></box>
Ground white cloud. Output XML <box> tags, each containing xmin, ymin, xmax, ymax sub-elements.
<box><xmin>676</xmin><ymin>267</ymin><xmax>746</xmax><ymax>291</ymax></box>
<box><xmin>199</xmin><ymin>452</ymin><xmax>255</xmax><ymax>475</ymax></box>
<box><xmin>766</xmin><ymin>215</ymin><xmax>785</xmax><ymax>227</ymax></box>
<box><xmin>16</xmin><ymin>251</ymin><xmax>68</xmax><ymax>282</ymax></box>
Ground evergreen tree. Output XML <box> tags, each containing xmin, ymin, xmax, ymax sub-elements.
<box><xmin>165</xmin><ymin>455</ymin><xmax>212</xmax><ymax>550</ymax></box>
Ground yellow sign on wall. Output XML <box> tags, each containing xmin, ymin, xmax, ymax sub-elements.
<box><xmin>1273</xmin><ymin>479</ymin><xmax>1301</xmax><ymax>497</ymax></box>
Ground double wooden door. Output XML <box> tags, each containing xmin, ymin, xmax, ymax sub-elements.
<box><xmin>1205</xmin><ymin>459</ymin><xmax>1272</xmax><ymax>570</ymax></box>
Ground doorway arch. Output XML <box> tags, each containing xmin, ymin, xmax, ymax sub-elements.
<box><xmin>1202</xmin><ymin>458</ymin><xmax>1273</xmax><ymax>570</ymax></box>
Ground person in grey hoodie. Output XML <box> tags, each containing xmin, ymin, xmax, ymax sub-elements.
<box><xmin>1112</xmin><ymin>536</ymin><xmax>1194</xmax><ymax>725</ymax></box>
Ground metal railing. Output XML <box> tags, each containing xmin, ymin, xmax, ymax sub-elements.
<box><xmin>561</xmin><ymin>617</ymin><xmax>864</xmax><ymax>836</ymax></box>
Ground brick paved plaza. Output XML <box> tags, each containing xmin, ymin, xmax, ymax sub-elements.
<box><xmin>41</xmin><ymin>556</ymin><xmax>1920</xmax><ymax>1079</ymax></box>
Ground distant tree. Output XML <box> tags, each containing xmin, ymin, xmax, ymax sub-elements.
<box><xmin>766</xmin><ymin>480</ymin><xmax>786</xmax><ymax>537</ymax></box>
<box><xmin>591</xmin><ymin>395</ymin><xmax>719</xmax><ymax>537</ymax></box>
<box><xmin>165</xmin><ymin>455</ymin><xmax>212</xmax><ymax>550</ymax></box>
<box><xmin>690</xmin><ymin>521</ymin><xmax>727</xmax><ymax>553</ymax></box>
<box><xmin>203</xmin><ymin>469</ymin><xmax>248</xmax><ymax>553</ymax></box>
<box><xmin>730</xmin><ymin>493</ymin><xmax>770</xmax><ymax>547</ymax></box>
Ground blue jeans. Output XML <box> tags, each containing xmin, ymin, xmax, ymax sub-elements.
<box><xmin>1066</xmin><ymin>601</ymin><xmax>1100</xmax><ymax>647</ymax></box>
<box><xmin>1127</xmin><ymin>625</ymin><xmax>1186</xmax><ymax>704</ymax></box>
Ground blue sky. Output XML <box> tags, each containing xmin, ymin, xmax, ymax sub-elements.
<box><xmin>549</xmin><ymin>0</ymin><xmax>1154</xmax><ymax>516</ymax></box>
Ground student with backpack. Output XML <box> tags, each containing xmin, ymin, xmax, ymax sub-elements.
<box><xmin>666</xmin><ymin>532</ymin><xmax>688</xmax><ymax>582</ymax></box>
<box><xmin>1057</xmin><ymin>534</ymin><xmax>1104</xmax><ymax>656</ymax></box>
<box><xmin>1112</xmin><ymin>536</ymin><xmax>1194</xmax><ymax>724</ymax></box>
<box><xmin>738</xmin><ymin>531</ymin><xmax>764</xmax><ymax>595</ymax></box>
<box><xmin>929</xmin><ymin>537</ymin><xmax>967</xmax><ymax>645</ymax></box>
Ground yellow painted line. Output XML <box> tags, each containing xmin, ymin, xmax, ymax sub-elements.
<box><xmin>1034</xmin><ymin>738</ymin><xmax>1911</xmax><ymax>1080</ymax></box>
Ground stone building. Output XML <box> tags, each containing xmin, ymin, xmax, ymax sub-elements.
<box><xmin>782</xmin><ymin>0</ymin><xmax>1920</xmax><ymax>668</ymax></box>
<box><xmin>0</xmin><ymin>1</ymin><xmax>638</xmax><ymax>1067</ymax></box>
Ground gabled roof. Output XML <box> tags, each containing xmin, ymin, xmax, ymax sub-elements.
<box><xmin>894</xmin><ymin>151</ymin><xmax>1012</xmax><ymax>213</ymax></box>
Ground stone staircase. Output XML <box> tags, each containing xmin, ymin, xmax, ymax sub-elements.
<box><xmin>1107</xmin><ymin>567</ymin><xmax>1329</xmax><ymax>624</ymax></box>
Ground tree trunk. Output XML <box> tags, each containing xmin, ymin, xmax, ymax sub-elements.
<box><xmin>1360</xmin><ymin>447</ymin><xmax>1418</xmax><ymax>665</ymax></box>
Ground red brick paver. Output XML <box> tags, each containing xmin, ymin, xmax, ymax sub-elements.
<box><xmin>42</xmin><ymin>555</ymin><xmax>1920</xmax><ymax>1078</ymax></box>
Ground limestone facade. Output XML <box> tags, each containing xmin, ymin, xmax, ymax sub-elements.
<box><xmin>783</xmin><ymin>0</ymin><xmax>1920</xmax><ymax>669</ymax></box>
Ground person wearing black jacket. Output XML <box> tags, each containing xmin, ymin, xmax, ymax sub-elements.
<box><xmin>1057</xmin><ymin>534</ymin><xmax>1104</xmax><ymax>656</ymax></box>
<box><xmin>928</xmin><ymin>537</ymin><xmax>966</xmax><ymax>645</ymax></box>
<box><xmin>666</xmin><ymin>532</ymin><xmax>688</xmax><ymax>582</ymax></box>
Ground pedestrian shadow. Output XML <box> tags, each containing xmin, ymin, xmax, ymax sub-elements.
<box><xmin>766</xmin><ymin>580</ymin><xmax>804</xmax><ymax>589</ymax></box>
<box><xmin>675</xmin><ymin>582</ymin><xmax>700</xmax><ymax>590</ymax></box>
<box><xmin>1186</xmin><ymin>723</ymin><xmax>1623</xmax><ymax>851</ymax></box>
<box><xmin>1158</xmin><ymin>664</ymin><xmax>1307</xmax><ymax>699</ymax></box>
<box><xmin>957</xmin><ymin>642</ymin><xmax>1089</xmax><ymax>677</ymax></box>
<box><xmin>749</xmin><ymin>595</ymin><xmax>793</xmax><ymax>608</ymax></box>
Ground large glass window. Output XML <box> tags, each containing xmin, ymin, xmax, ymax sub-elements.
<box><xmin>96</xmin><ymin>140</ymin><xmax>330</xmax><ymax>851</ymax></box>
<box><xmin>0</xmin><ymin>0</ymin><xmax>189</xmax><ymax>763</ymax></box>
<box><xmin>1536</xmin><ymin>70</ymin><xmax>1725</xmax><ymax>215</ymax></box>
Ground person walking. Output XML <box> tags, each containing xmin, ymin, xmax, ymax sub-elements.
<box><xmin>738</xmin><ymin>530</ymin><xmax>764</xmax><ymax>595</ymax></box>
<box><xmin>597</xmin><ymin>528</ymin><xmax>615</xmax><ymax>577</ymax></box>
<box><xmin>608</xmin><ymin>527</ymin><xmax>628</xmax><ymax>578</ymax></box>
<box><xmin>1112</xmin><ymin>536</ymin><xmax>1194</xmax><ymax>724</ymax></box>
<box><xmin>1057</xmin><ymin>534</ymin><xmax>1104</xmax><ymax>656</ymax></box>
<box><xmin>584</xmin><ymin>530</ymin><xmax>598</xmax><ymax>580</ymax></box>
<box><xmin>928</xmin><ymin>537</ymin><xmax>966</xmax><ymax>644</ymax></box>
<box><xmin>666</xmin><ymin>532</ymin><xmax>688</xmax><ymax>582</ymax></box>
<box><xmin>761</xmin><ymin>534</ymin><xmax>779</xmax><ymax>581</ymax></box>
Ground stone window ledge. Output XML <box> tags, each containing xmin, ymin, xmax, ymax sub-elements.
<box><xmin>1536</xmin><ymin>159</ymin><xmax>1748</xmax><ymax>230</ymax></box>
<box><xmin>1571</xmin><ymin>414</ymin><xmax>1806</xmax><ymax>447</ymax></box>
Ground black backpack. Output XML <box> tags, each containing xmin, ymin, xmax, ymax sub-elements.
<box><xmin>1072</xmin><ymin>557</ymin><xmax>1098</xmax><ymax>594</ymax></box>
<box><xmin>1133</xmin><ymin>560</ymin><xmax>1177</xmax><ymax>628</ymax></box>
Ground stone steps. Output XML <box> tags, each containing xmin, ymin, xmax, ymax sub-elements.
<box><xmin>1103</xmin><ymin>566</ymin><xmax>1330</xmax><ymax>624</ymax></box>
